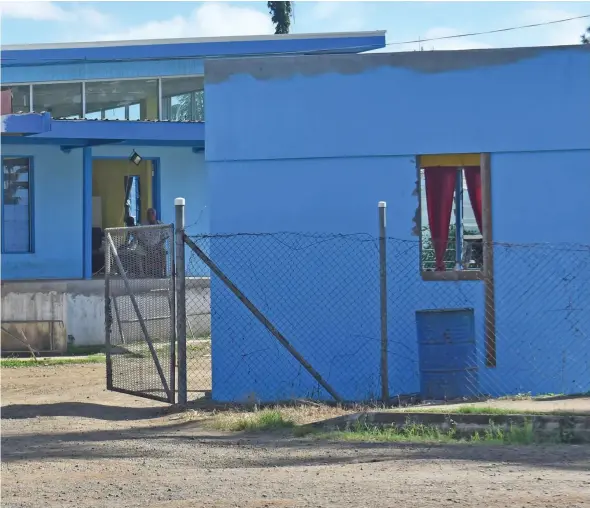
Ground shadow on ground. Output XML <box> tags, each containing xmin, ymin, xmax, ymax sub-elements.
<box><xmin>2</xmin><ymin>412</ymin><xmax>590</xmax><ymax>472</ymax></box>
<box><xmin>0</xmin><ymin>402</ymin><xmax>168</xmax><ymax>421</ymax></box>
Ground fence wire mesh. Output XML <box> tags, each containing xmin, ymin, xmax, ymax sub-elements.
<box><xmin>182</xmin><ymin>232</ymin><xmax>589</xmax><ymax>404</ymax></box>
<box><xmin>105</xmin><ymin>224</ymin><xmax>175</xmax><ymax>403</ymax></box>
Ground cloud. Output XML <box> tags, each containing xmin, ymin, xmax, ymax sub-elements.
<box><xmin>0</xmin><ymin>1</ymin><xmax>64</xmax><ymax>20</ymax></box>
<box><xmin>303</xmin><ymin>1</ymin><xmax>371</xmax><ymax>33</ymax></box>
<box><xmin>96</xmin><ymin>2</ymin><xmax>274</xmax><ymax>41</ymax></box>
<box><xmin>0</xmin><ymin>1</ymin><xmax>112</xmax><ymax>28</ymax></box>
<box><xmin>520</xmin><ymin>8</ymin><xmax>589</xmax><ymax>46</ymax></box>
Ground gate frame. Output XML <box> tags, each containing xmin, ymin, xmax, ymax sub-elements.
<box><xmin>104</xmin><ymin>224</ymin><xmax>176</xmax><ymax>404</ymax></box>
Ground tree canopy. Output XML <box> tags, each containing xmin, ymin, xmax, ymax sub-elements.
<box><xmin>267</xmin><ymin>2</ymin><xmax>293</xmax><ymax>35</ymax></box>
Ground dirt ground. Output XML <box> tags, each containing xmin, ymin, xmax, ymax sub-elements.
<box><xmin>2</xmin><ymin>365</ymin><xmax>590</xmax><ymax>508</ymax></box>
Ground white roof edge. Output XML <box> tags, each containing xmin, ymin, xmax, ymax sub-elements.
<box><xmin>3</xmin><ymin>31</ymin><xmax>387</xmax><ymax>51</ymax></box>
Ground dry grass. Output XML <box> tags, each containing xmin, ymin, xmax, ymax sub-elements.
<box><xmin>182</xmin><ymin>402</ymin><xmax>357</xmax><ymax>432</ymax></box>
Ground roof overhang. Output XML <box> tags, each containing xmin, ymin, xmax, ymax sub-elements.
<box><xmin>1</xmin><ymin>117</ymin><xmax>205</xmax><ymax>149</ymax></box>
<box><xmin>2</xmin><ymin>31</ymin><xmax>386</xmax><ymax>67</ymax></box>
<box><xmin>1</xmin><ymin>112</ymin><xmax>51</xmax><ymax>135</ymax></box>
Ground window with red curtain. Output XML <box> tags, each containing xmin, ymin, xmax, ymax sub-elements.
<box><xmin>421</xmin><ymin>164</ymin><xmax>483</xmax><ymax>273</ymax></box>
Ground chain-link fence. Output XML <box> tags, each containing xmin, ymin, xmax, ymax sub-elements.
<box><xmin>181</xmin><ymin>232</ymin><xmax>589</xmax><ymax>404</ymax></box>
<box><xmin>104</xmin><ymin>224</ymin><xmax>176</xmax><ymax>403</ymax></box>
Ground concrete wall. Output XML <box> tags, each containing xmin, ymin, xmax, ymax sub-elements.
<box><xmin>204</xmin><ymin>46</ymin><xmax>590</xmax><ymax>402</ymax></box>
<box><xmin>1</xmin><ymin>144</ymin><xmax>83</xmax><ymax>280</ymax></box>
<box><xmin>1</xmin><ymin>279</ymin><xmax>211</xmax><ymax>347</ymax></box>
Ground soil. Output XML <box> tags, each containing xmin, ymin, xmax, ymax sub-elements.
<box><xmin>2</xmin><ymin>364</ymin><xmax>590</xmax><ymax>508</ymax></box>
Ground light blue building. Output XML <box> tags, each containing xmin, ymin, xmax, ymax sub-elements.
<box><xmin>203</xmin><ymin>44</ymin><xmax>590</xmax><ymax>402</ymax></box>
<box><xmin>0</xmin><ymin>31</ymin><xmax>386</xmax><ymax>348</ymax></box>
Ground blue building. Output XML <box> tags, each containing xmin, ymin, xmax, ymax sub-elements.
<box><xmin>0</xmin><ymin>31</ymin><xmax>386</xmax><ymax>348</ymax></box>
<box><xmin>2</xmin><ymin>37</ymin><xmax>589</xmax><ymax>402</ymax></box>
<box><xmin>203</xmin><ymin>45</ymin><xmax>590</xmax><ymax>402</ymax></box>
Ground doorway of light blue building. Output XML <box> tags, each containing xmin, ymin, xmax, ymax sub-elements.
<box><xmin>90</xmin><ymin>155</ymin><xmax>161</xmax><ymax>278</ymax></box>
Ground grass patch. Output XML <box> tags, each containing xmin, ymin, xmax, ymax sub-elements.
<box><xmin>1</xmin><ymin>354</ymin><xmax>105</xmax><ymax>368</ymax></box>
<box><xmin>307</xmin><ymin>420</ymin><xmax>539</xmax><ymax>445</ymax></box>
<box><xmin>212</xmin><ymin>408</ymin><xmax>295</xmax><ymax>432</ymax></box>
<box><xmin>391</xmin><ymin>404</ymin><xmax>584</xmax><ymax>417</ymax></box>
<box><xmin>66</xmin><ymin>345</ymin><xmax>106</xmax><ymax>356</ymax></box>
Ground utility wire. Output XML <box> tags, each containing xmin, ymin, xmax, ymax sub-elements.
<box><xmin>385</xmin><ymin>13</ymin><xmax>590</xmax><ymax>47</ymax></box>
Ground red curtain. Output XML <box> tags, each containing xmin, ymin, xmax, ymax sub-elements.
<box><xmin>0</xmin><ymin>89</ymin><xmax>12</xmax><ymax>115</ymax></box>
<box><xmin>424</xmin><ymin>166</ymin><xmax>457</xmax><ymax>271</ymax></box>
<box><xmin>463</xmin><ymin>166</ymin><xmax>483</xmax><ymax>233</ymax></box>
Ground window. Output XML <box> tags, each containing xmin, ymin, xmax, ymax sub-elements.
<box><xmin>32</xmin><ymin>82</ymin><xmax>83</xmax><ymax>118</ymax></box>
<box><xmin>2</xmin><ymin>157</ymin><xmax>33</xmax><ymax>253</ymax></box>
<box><xmin>161</xmin><ymin>77</ymin><xmax>205</xmax><ymax>121</ymax></box>
<box><xmin>1</xmin><ymin>85</ymin><xmax>31</xmax><ymax>113</ymax></box>
<box><xmin>85</xmin><ymin>79</ymin><xmax>158</xmax><ymax>120</ymax></box>
<box><xmin>419</xmin><ymin>154</ymin><xmax>485</xmax><ymax>279</ymax></box>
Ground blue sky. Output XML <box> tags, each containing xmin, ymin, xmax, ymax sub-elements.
<box><xmin>1</xmin><ymin>1</ymin><xmax>588</xmax><ymax>49</ymax></box>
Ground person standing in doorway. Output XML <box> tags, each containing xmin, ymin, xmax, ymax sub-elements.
<box><xmin>136</xmin><ymin>208</ymin><xmax>169</xmax><ymax>277</ymax></box>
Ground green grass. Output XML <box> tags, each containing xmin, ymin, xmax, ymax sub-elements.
<box><xmin>392</xmin><ymin>404</ymin><xmax>583</xmax><ymax>417</ymax></box>
<box><xmin>1</xmin><ymin>354</ymin><xmax>105</xmax><ymax>368</ymax></box>
<box><xmin>212</xmin><ymin>409</ymin><xmax>295</xmax><ymax>432</ymax></box>
<box><xmin>304</xmin><ymin>420</ymin><xmax>540</xmax><ymax>445</ymax></box>
<box><xmin>66</xmin><ymin>345</ymin><xmax>106</xmax><ymax>356</ymax></box>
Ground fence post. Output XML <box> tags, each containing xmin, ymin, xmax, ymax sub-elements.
<box><xmin>378</xmin><ymin>201</ymin><xmax>390</xmax><ymax>403</ymax></box>
<box><xmin>175</xmin><ymin>197</ymin><xmax>187</xmax><ymax>405</ymax></box>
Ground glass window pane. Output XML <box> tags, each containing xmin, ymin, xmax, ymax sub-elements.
<box><xmin>85</xmin><ymin>79</ymin><xmax>158</xmax><ymax>120</ymax></box>
<box><xmin>33</xmin><ymin>82</ymin><xmax>82</xmax><ymax>118</ymax></box>
<box><xmin>3</xmin><ymin>157</ymin><xmax>32</xmax><ymax>253</ymax></box>
<box><xmin>1</xmin><ymin>85</ymin><xmax>31</xmax><ymax>113</ymax></box>
<box><xmin>161</xmin><ymin>76</ymin><xmax>204</xmax><ymax>121</ymax></box>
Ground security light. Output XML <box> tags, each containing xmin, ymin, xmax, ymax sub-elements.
<box><xmin>129</xmin><ymin>150</ymin><xmax>142</xmax><ymax>166</ymax></box>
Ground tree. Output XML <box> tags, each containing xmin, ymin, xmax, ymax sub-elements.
<box><xmin>169</xmin><ymin>91</ymin><xmax>205</xmax><ymax>122</ymax></box>
<box><xmin>267</xmin><ymin>2</ymin><xmax>293</xmax><ymax>35</ymax></box>
<box><xmin>582</xmin><ymin>26</ymin><xmax>590</xmax><ymax>44</ymax></box>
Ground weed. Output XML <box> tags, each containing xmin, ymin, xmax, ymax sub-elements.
<box><xmin>308</xmin><ymin>417</ymin><xmax>543</xmax><ymax>445</ymax></box>
<box><xmin>1</xmin><ymin>354</ymin><xmax>105</xmax><ymax>368</ymax></box>
<box><xmin>212</xmin><ymin>408</ymin><xmax>295</xmax><ymax>432</ymax></box>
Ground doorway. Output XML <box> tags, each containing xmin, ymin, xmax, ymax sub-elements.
<box><xmin>90</xmin><ymin>157</ymin><xmax>160</xmax><ymax>275</ymax></box>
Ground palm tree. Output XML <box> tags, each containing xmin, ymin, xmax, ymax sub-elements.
<box><xmin>582</xmin><ymin>26</ymin><xmax>590</xmax><ymax>44</ymax></box>
<box><xmin>267</xmin><ymin>2</ymin><xmax>293</xmax><ymax>35</ymax></box>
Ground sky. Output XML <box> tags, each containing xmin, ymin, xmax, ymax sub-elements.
<box><xmin>0</xmin><ymin>1</ymin><xmax>588</xmax><ymax>49</ymax></box>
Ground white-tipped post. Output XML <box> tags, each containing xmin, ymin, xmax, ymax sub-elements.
<box><xmin>175</xmin><ymin>196</ymin><xmax>187</xmax><ymax>405</ymax></box>
<box><xmin>378</xmin><ymin>199</ymin><xmax>389</xmax><ymax>402</ymax></box>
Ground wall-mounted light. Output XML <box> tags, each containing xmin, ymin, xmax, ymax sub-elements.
<box><xmin>129</xmin><ymin>150</ymin><xmax>142</xmax><ymax>166</ymax></box>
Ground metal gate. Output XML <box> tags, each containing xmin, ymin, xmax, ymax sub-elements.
<box><xmin>104</xmin><ymin>224</ymin><xmax>176</xmax><ymax>403</ymax></box>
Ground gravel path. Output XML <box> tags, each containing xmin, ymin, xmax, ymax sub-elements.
<box><xmin>2</xmin><ymin>364</ymin><xmax>590</xmax><ymax>508</ymax></box>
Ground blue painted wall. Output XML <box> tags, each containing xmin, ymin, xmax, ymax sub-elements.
<box><xmin>2</xmin><ymin>144</ymin><xmax>207</xmax><ymax>280</ymax></box>
<box><xmin>204</xmin><ymin>46</ymin><xmax>590</xmax><ymax>402</ymax></box>
<box><xmin>1</xmin><ymin>145</ymin><xmax>84</xmax><ymax>280</ymax></box>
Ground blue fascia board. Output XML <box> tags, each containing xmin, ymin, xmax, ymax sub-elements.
<box><xmin>37</xmin><ymin>119</ymin><xmax>204</xmax><ymax>142</ymax></box>
<box><xmin>1</xmin><ymin>119</ymin><xmax>206</xmax><ymax>147</ymax></box>
<box><xmin>2</xmin><ymin>34</ymin><xmax>385</xmax><ymax>68</ymax></box>
<box><xmin>1</xmin><ymin>112</ymin><xmax>51</xmax><ymax>134</ymax></box>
